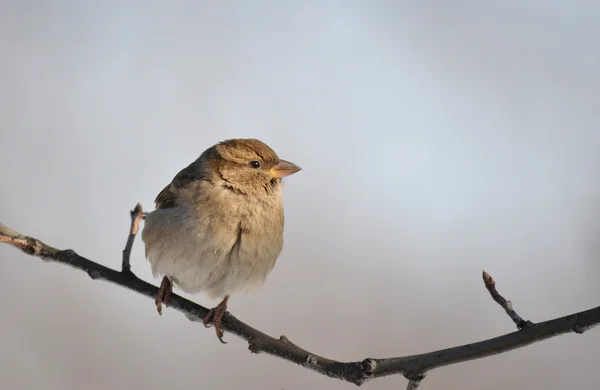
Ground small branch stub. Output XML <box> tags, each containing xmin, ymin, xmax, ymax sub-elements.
<box><xmin>248</xmin><ymin>342</ymin><xmax>260</xmax><ymax>354</ymax></box>
<box><xmin>482</xmin><ymin>270</ymin><xmax>533</xmax><ymax>329</ymax></box>
<box><xmin>406</xmin><ymin>374</ymin><xmax>426</xmax><ymax>390</ymax></box>
<box><xmin>361</xmin><ymin>359</ymin><xmax>376</xmax><ymax>375</ymax></box>
<box><xmin>122</xmin><ymin>203</ymin><xmax>144</xmax><ymax>273</ymax></box>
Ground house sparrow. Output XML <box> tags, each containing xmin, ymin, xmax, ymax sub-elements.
<box><xmin>141</xmin><ymin>138</ymin><xmax>301</xmax><ymax>342</ymax></box>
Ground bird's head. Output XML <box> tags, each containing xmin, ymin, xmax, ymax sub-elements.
<box><xmin>206</xmin><ymin>138</ymin><xmax>301</xmax><ymax>195</ymax></box>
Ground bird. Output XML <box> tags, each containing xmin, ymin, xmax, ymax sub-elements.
<box><xmin>141</xmin><ymin>138</ymin><xmax>301</xmax><ymax>342</ymax></box>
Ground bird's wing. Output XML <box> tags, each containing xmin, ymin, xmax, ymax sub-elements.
<box><xmin>155</xmin><ymin>164</ymin><xmax>200</xmax><ymax>209</ymax></box>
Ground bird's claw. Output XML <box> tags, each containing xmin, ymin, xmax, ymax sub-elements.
<box><xmin>203</xmin><ymin>295</ymin><xmax>229</xmax><ymax>344</ymax></box>
<box><xmin>155</xmin><ymin>276</ymin><xmax>172</xmax><ymax>316</ymax></box>
<box><xmin>155</xmin><ymin>297</ymin><xmax>163</xmax><ymax>315</ymax></box>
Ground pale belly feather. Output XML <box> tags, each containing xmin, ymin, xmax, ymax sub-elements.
<box><xmin>142</xmin><ymin>203</ymin><xmax>283</xmax><ymax>300</ymax></box>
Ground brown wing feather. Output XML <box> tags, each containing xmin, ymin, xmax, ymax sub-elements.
<box><xmin>154</xmin><ymin>161</ymin><xmax>205</xmax><ymax>209</ymax></box>
<box><xmin>154</xmin><ymin>183</ymin><xmax>179</xmax><ymax>209</ymax></box>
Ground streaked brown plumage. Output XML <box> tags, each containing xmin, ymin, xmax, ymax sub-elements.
<box><xmin>141</xmin><ymin>138</ymin><xmax>301</xmax><ymax>342</ymax></box>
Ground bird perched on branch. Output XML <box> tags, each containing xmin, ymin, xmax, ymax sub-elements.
<box><xmin>141</xmin><ymin>138</ymin><xmax>301</xmax><ymax>342</ymax></box>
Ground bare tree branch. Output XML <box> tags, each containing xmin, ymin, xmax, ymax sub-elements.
<box><xmin>1</xmin><ymin>205</ymin><xmax>599</xmax><ymax>389</ymax></box>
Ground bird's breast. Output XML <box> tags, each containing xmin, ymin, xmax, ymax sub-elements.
<box><xmin>143</xmin><ymin>189</ymin><xmax>285</xmax><ymax>298</ymax></box>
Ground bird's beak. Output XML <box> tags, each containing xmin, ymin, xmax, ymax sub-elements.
<box><xmin>269</xmin><ymin>160</ymin><xmax>302</xmax><ymax>178</ymax></box>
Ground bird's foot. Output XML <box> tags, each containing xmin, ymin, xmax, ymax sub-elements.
<box><xmin>155</xmin><ymin>276</ymin><xmax>172</xmax><ymax>315</ymax></box>
<box><xmin>203</xmin><ymin>295</ymin><xmax>230</xmax><ymax>344</ymax></box>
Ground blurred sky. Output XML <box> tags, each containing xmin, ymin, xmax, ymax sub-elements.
<box><xmin>1</xmin><ymin>1</ymin><xmax>599</xmax><ymax>389</ymax></box>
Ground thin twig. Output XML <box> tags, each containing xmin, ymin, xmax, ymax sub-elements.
<box><xmin>482</xmin><ymin>270</ymin><xmax>533</xmax><ymax>329</ymax></box>
<box><xmin>1</xmin><ymin>208</ymin><xmax>599</xmax><ymax>387</ymax></box>
<box><xmin>121</xmin><ymin>203</ymin><xmax>144</xmax><ymax>273</ymax></box>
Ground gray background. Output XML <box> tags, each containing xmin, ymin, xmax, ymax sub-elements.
<box><xmin>1</xmin><ymin>1</ymin><xmax>599</xmax><ymax>389</ymax></box>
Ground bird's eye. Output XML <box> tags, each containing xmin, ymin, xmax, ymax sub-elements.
<box><xmin>249</xmin><ymin>160</ymin><xmax>261</xmax><ymax>169</ymax></box>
